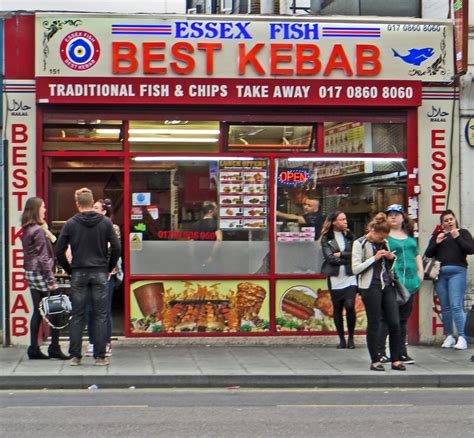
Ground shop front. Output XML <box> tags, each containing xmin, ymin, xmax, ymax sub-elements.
<box><xmin>3</xmin><ymin>13</ymin><xmax>458</xmax><ymax>344</ymax></box>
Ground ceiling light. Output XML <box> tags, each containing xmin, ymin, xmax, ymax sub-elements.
<box><xmin>129</xmin><ymin>137</ymin><xmax>218</xmax><ymax>143</ymax></box>
<box><xmin>96</xmin><ymin>128</ymin><xmax>220</xmax><ymax>135</ymax></box>
<box><xmin>129</xmin><ymin>129</ymin><xmax>220</xmax><ymax>135</ymax></box>
<box><xmin>288</xmin><ymin>157</ymin><xmax>406</xmax><ymax>162</ymax></box>
<box><xmin>164</xmin><ymin>120</ymin><xmax>189</xmax><ymax>125</ymax></box>
<box><xmin>96</xmin><ymin>129</ymin><xmax>121</xmax><ymax>134</ymax></box>
<box><xmin>133</xmin><ymin>156</ymin><xmax>254</xmax><ymax>162</ymax></box>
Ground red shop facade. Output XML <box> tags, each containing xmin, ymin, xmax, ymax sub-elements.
<box><xmin>4</xmin><ymin>13</ymin><xmax>459</xmax><ymax>344</ymax></box>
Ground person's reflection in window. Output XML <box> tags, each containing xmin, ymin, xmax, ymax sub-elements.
<box><xmin>191</xmin><ymin>201</ymin><xmax>223</xmax><ymax>242</ymax></box>
<box><xmin>191</xmin><ymin>201</ymin><xmax>222</xmax><ymax>273</ymax></box>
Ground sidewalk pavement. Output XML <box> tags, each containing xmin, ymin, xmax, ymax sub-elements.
<box><xmin>1</xmin><ymin>341</ymin><xmax>473</xmax><ymax>390</ymax></box>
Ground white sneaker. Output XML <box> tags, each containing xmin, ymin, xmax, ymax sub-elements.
<box><xmin>105</xmin><ymin>343</ymin><xmax>112</xmax><ymax>357</ymax></box>
<box><xmin>454</xmin><ymin>337</ymin><xmax>468</xmax><ymax>350</ymax></box>
<box><xmin>84</xmin><ymin>343</ymin><xmax>94</xmax><ymax>357</ymax></box>
<box><xmin>441</xmin><ymin>335</ymin><xmax>456</xmax><ymax>348</ymax></box>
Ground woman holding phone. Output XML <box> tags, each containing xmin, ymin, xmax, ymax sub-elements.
<box><xmin>425</xmin><ymin>210</ymin><xmax>474</xmax><ymax>350</ymax></box>
<box><xmin>352</xmin><ymin>213</ymin><xmax>405</xmax><ymax>371</ymax></box>
<box><xmin>378</xmin><ymin>204</ymin><xmax>424</xmax><ymax>365</ymax></box>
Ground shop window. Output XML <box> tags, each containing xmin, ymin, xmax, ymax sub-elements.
<box><xmin>43</xmin><ymin>118</ymin><xmax>123</xmax><ymax>151</ymax></box>
<box><xmin>47</xmin><ymin>156</ymin><xmax>125</xmax><ymax>234</ymax></box>
<box><xmin>129</xmin><ymin>120</ymin><xmax>220</xmax><ymax>153</ymax></box>
<box><xmin>275</xmin><ymin>158</ymin><xmax>407</xmax><ymax>274</ymax></box>
<box><xmin>323</xmin><ymin>122</ymin><xmax>406</xmax><ymax>154</ymax></box>
<box><xmin>129</xmin><ymin>158</ymin><xmax>269</xmax><ymax>275</ymax></box>
<box><xmin>227</xmin><ymin>124</ymin><xmax>314</xmax><ymax>151</ymax></box>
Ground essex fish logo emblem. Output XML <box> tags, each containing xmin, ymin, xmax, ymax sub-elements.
<box><xmin>60</xmin><ymin>31</ymin><xmax>101</xmax><ymax>71</ymax></box>
<box><xmin>392</xmin><ymin>48</ymin><xmax>435</xmax><ymax>66</ymax></box>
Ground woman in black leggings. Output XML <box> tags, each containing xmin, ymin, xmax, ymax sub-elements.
<box><xmin>352</xmin><ymin>213</ymin><xmax>405</xmax><ymax>372</ymax></box>
<box><xmin>320</xmin><ymin>211</ymin><xmax>357</xmax><ymax>349</ymax></box>
<box><xmin>21</xmin><ymin>197</ymin><xmax>69</xmax><ymax>360</ymax></box>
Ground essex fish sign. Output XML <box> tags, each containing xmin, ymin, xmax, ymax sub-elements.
<box><xmin>36</xmin><ymin>14</ymin><xmax>454</xmax><ymax>83</ymax></box>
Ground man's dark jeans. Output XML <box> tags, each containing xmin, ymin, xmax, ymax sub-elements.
<box><xmin>69</xmin><ymin>271</ymin><xmax>108</xmax><ymax>359</ymax></box>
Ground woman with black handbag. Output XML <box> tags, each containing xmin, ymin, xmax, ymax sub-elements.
<box><xmin>425</xmin><ymin>210</ymin><xmax>474</xmax><ymax>350</ymax></box>
<box><xmin>352</xmin><ymin>213</ymin><xmax>405</xmax><ymax>371</ymax></box>
<box><xmin>320</xmin><ymin>211</ymin><xmax>358</xmax><ymax>349</ymax></box>
<box><xmin>377</xmin><ymin>204</ymin><xmax>424</xmax><ymax>365</ymax></box>
<box><xmin>21</xmin><ymin>197</ymin><xmax>69</xmax><ymax>360</ymax></box>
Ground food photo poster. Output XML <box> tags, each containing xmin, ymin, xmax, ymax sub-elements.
<box><xmin>130</xmin><ymin>279</ymin><xmax>270</xmax><ymax>334</ymax></box>
<box><xmin>276</xmin><ymin>279</ymin><xmax>367</xmax><ymax>333</ymax></box>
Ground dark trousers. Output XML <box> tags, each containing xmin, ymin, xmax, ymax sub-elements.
<box><xmin>361</xmin><ymin>285</ymin><xmax>401</xmax><ymax>363</ymax></box>
<box><xmin>29</xmin><ymin>288</ymin><xmax>60</xmax><ymax>347</ymax></box>
<box><xmin>69</xmin><ymin>271</ymin><xmax>108</xmax><ymax>359</ymax></box>
<box><xmin>329</xmin><ymin>285</ymin><xmax>357</xmax><ymax>341</ymax></box>
<box><xmin>378</xmin><ymin>294</ymin><xmax>414</xmax><ymax>357</ymax></box>
<box><xmin>87</xmin><ymin>275</ymin><xmax>116</xmax><ymax>343</ymax></box>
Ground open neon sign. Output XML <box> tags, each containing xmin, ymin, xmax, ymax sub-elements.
<box><xmin>278</xmin><ymin>169</ymin><xmax>311</xmax><ymax>185</ymax></box>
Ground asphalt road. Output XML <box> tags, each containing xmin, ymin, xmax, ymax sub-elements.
<box><xmin>1</xmin><ymin>388</ymin><xmax>473</xmax><ymax>437</ymax></box>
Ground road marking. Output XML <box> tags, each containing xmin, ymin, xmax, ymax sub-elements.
<box><xmin>6</xmin><ymin>405</ymin><xmax>149</xmax><ymax>409</ymax></box>
<box><xmin>277</xmin><ymin>404</ymin><xmax>414</xmax><ymax>408</ymax></box>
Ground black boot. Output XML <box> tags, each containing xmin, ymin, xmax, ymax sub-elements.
<box><xmin>48</xmin><ymin>345</ymin><xmax>71</xmax><ymax>360</ymax></box>
<box><xmin>337</xmin><ymin>338</ymin><xmax>347</xmax><ymax>349</ymax></box>
<box><xmin>27</xmin><ymin>345</ymin><xmax>50</xmax><ymax>360</ymax></box>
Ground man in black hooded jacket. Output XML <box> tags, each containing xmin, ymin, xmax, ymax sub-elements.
<box><xmin>56</xmin><ymin>187</ymin><xmax>120</xmax><ymax>366</ymax></box>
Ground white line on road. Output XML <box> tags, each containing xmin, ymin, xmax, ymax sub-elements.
<box><xmin>6</xmin><ymin>405</ymin><xmax>149</xmax><ymax>409</ymax></box>
<box><xmin>277</xmin><ymin>404</ymin><xmax>414</xmax><ymax>408</ymax></box>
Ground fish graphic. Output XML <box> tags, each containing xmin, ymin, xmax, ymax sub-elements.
<box><xmin>392</xmin><ymin>48</ymin><xmax>435</xmax><ymax>66</ymax></box>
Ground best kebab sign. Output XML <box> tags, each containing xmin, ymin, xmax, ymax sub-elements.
<box><xmin>35</xmin><ymin>15</ymin><xmax>452</xmax><ymax>105</ymax></box>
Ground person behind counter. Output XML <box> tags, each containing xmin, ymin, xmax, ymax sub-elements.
<box><xmin>276</xmin><ymin>195</ymin><xmax>325</xmax><ymax>239</ymax></box>
<box><xmin>424</xmin><ymin>209</ymin><xmax>474</xmax><ymax>351</ymax></box>
<box><xmin>320</xmin><ymin>211</ymin><xmax>358</xmax><ymax>349</ymax></box>
<box><xmin>191</xmin><ymin>200</ymin><xmax>223</xmax><ymax>241</ymax></box>
<box><xmin>352</xmin><ymin>213</ymin><xmax>405</xmax><ymax>372</ymax></box>
<box><xmin>21</xmin><ymin>197</ymin><xmax>70</xmax><ymax>360</ymax></box>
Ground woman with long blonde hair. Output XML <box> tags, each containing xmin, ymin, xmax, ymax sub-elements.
<box><xmin>352</xmin><ymin>213</ymin><xmax>405</xmax><ymax>372</ymax></box>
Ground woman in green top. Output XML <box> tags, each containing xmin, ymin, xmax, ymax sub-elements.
<box><xmin>377</xmin><ymin>204</ymin><xmax>424</xmax><ymax>364</ymax></box>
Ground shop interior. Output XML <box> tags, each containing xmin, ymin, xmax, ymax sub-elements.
<box><xmin>42</xmin><ymin>114</ymin><xmax>408</xmax><ymax>335</ymax></box>
<box><xmin>47</xmin><ymin>157</ymin><xmax>125</xmax><ymax>335</ymax></box>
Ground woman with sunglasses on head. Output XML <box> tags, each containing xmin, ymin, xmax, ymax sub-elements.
<box><xmin>320</xmin><ymin>211</ymin><xmax>358</xmax><ymax>349</ymax></box>
<box><xmin>352</xmin><ymin>213</ymin><xmax>405</xmax><ymax>371</ymax></box>
<box><xmin>425</xmin><ymin>209</ymin><xmax>474</xmax><ymax>350</ymax></box>
<box><xmin>21</xmin><ymin>197</ymin><xmax>69</xmax><ymax>360</ymax></box>
<box><xmin>377</xmin><ymin>204</ymin><xmax>424</xmax><ymax>365</ymax></box>
<box><xmin>84</xmin><ymin>198</ymin><xmax>121</xmax><ymax>358</ymax></box>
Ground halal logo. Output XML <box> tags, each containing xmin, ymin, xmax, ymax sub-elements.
<box><xmin>60</xmin><ymin>30</ymin><xmax>100</xmax><ymax>71</ymax></box>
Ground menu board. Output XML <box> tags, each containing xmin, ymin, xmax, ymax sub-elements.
<box><xmin>218</xmin><ymin>161</ymin><xmax>268</xmax><ymax>229</ymax></box>
<box><xmin>324</xmin><ymin>122</ymin><xmax>365</xmax><ymax>154</ymax></box>
<box><xmin>319</xmin><ymin>122</ymin><xmax>368</xmax><ymax>179</ymax></box>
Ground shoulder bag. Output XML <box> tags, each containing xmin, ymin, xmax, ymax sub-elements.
<box><xmin>423</xmin><ymin>256</ymin><xmax>441</xmax><ymax>281</ymax></box>
<box><xmin>465</xmin><ymin>306</ymin><xmax>474</xmax><ymax>338</ymax></box>
<box><xmin>390</xmin><ymin>271</ymin><xmax>411</xmax><ymax>305</ymax></box>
